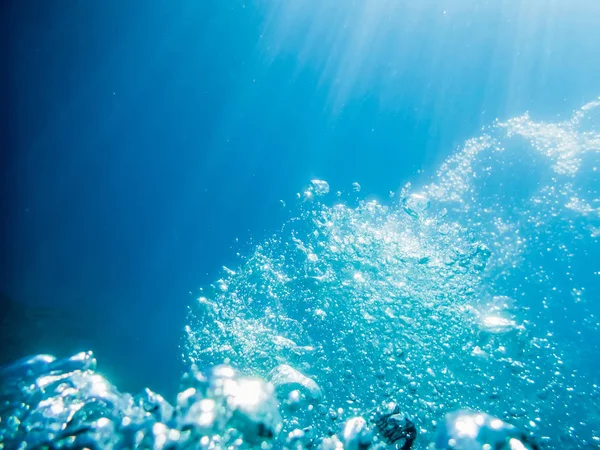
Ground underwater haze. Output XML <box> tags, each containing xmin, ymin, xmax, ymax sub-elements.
<box><xmin>2</xmin><ymin>0</ymin><xmax>600</xmax><ymax>449</ymax></box>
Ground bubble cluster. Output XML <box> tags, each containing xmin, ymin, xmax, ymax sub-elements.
<box><xmin>185</xmin><ymin>99</ymin><xmax>600</xmax><ymax>448</ymax></box>
<box><xmin>0</xmin><ymin>352</ymin><xmax>281</xmax><ymax>449</ymax></box>
<box><xmin>433</xmin><ymin>410</ymin><xmax>539</xmax><ymax>450</ymax></box>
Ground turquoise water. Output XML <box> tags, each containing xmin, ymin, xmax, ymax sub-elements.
<box><xmin>2</xmin><ymin>1</ymin><xmax>600</xmax><ymax>449</ymax></box>
<box><xmin>183</xmin><ymin>100</ymin><xmax>600</xmax><ymax>447</ymax></box>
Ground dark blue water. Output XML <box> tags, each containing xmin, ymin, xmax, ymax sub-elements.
<box><xmin>2</xmin><ymin>0</ymin><xmax>600</xmax><ymax>405</ymax></box>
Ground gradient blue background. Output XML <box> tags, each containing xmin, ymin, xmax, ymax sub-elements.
<box><xmin>2</xmin><ymin>0</ymin><xmax>599</xmax><ymax>396</ymax></box>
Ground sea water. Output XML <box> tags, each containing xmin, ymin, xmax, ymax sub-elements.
<box><xmin>1</xmin><ymin>100</ymin><xmax>599</xmax><ymax>449</ymax></box>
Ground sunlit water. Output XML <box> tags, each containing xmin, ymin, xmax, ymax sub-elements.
<box><xmin>184</xmin><ymin>98</ymin><xmax>600</xmax><ymax>448</ymax></box>
<box><xmin>1</xmin><ymin>100</ymin><xmax>599</xmax><ymax>449</ymax></box>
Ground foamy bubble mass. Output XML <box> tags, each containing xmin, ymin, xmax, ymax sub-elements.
<box><xmin>2</xmin><ymin>100</ymin><xmax>599</xmax><ymax>449</ymax></box>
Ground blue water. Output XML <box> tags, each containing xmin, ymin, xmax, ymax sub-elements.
<box><xmin>2</xmin><ymin>0</ymin><xmax>600</xmax><ymax>437</ymax></box>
